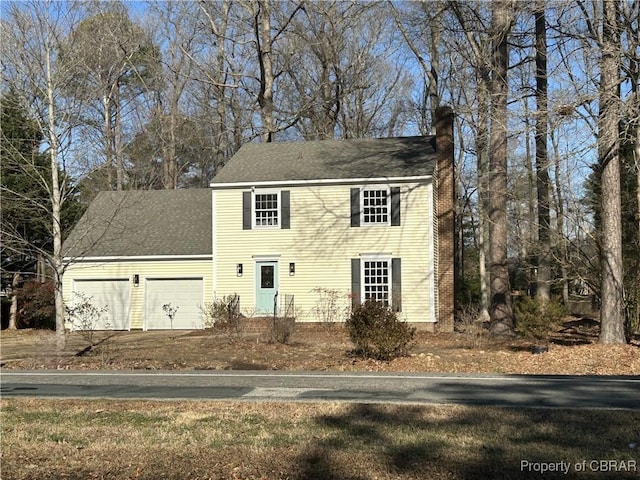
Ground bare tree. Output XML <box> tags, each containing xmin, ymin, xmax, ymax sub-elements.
<box><xmin>145</xmin><ymin>1</ymin><xmax>201</xmax><ymax>189</ymax></box>
<box><xmin>283</xmin><ymin>0</ymin><xmax>345</xmax><ymax>139</ymax></box>
<box><xmin>0</xmin><ymin>89</ymin><xmax>60</xmax><ymax>330</ymax></box>
<box><xmin>449</xmin><ymin>1</ymin><xmax>494</xmax><ymax>323</ymax></box>
<box><xmin>534</xmin><ymin>0</ymin><xmax>552</xmax><ymax>303</ymax></box>
<box><xmin>63</xmin><ymin>2</ymin><xmax>160</xmax><ymax>190</ymax></box>
<box><xmin>197</xmin><ymin>0</ymin><xmax>236</xmax><ymax>180</ymax></box>
<box><xmin>1</xmin><ymin>1</ymin><xmax>86</xmax><ymax>349</ymax></box>
<box><xmin>487</xmin><ymin>0</ymin><xmax>516</xmax><ymax>336</ymax></box>
<box><xmin>598</xmin><ymin>0</ymin><xmax>625</xmax><ymax>343</ymax></box>
<box><xmin>242</xmin><ymin>0</ymin><xmax>303</xmax><ymax>142</ymax></box>
<box><xmin>389</xmin><ymin>0</ymin><xmax>444</xmax><ymax>134</ymax></box>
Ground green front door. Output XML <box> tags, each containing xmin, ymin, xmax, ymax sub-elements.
<box><xmin>256</xmin><ymin>261</ymin><xmax>278</xmax><ymax>314</ymax></box>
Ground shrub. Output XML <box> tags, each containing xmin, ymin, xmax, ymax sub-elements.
<box><xmin>346</xmin><ymin>299</ymin><xmax>416</xmax><ymax>361</ymax></box>
<box><xmin>311</xmin><ymin>287</ymin><xmax>351</xmax><ymax>326</ymax></box>
<box><xmin>202</xmin><ymin>295</ymin><xmax>243</xmax><ymax>342</ymax></box>
<box><xmin>514</xmin><ymin>295</ymin><xmax>565</xmax><ymax>342</ymax></box>
<box><xmin>65</xmin><ymin>292</ymin><xmax>108</xmax><ymax>348</ymax></box>
<box><xmin>455</xmin><ymin>303</ymin><xmax>487</xmax><ymax>349</ymax></box>
<box><xmin>624</xmin><ymin>282</ymin><xmax>640</xmax><ymax>341</ymax></box>
<box><xmin>16</xmin><ymin>279</ymin><xmax>55</xmax><ymax>329</ymax></box>
<box><xmin>268</xmin><ymin>317</ymin><xmax>295</xmax><ymax>344</ymax></box>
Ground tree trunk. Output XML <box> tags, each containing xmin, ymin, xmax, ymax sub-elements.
<box><xmin>45</xmin><ymin>30</ymin><xmax>66</xmax><ymax>352</ymax></box>
<box><xmin>199</xmin><ymin>0</ymin><xmax>231</xmax><ymax>179</ymax></box>
<box><xmin>114</xmin><ymin>83</ymin><xmax>124</xmax><ymax>191</ymax></box>
<box><xmin>8</xmin><ymin>272</ymin><xmax>20</xmax><ymax>330</ymax></box>
<box><xmin>168</xmin><ymin>105</ymin><xmax>178</xmax><ymax>189</ymax></box>
<box><xmin>598</xmin><ymin>0</ymin><xmax>626</xmax><ymax>344</ymax></box>
<box><xmin>476</xmin><ymin>66</ymin><xmax>491</xmax><ymax>323</ymax></box>
<box><xmin>636</xmin><ymin>120</ymin><xmax>640</xmax><ymax>248</ymax></box>
<box><xmin>37</xmin><ymin>254</ymin><xmax>46</xmax><ymax>282</ymax></box>
<box><xmin>160</xmin><ymin>104</ymin><xmax>178</xmax><ymax>190</ymax></box>
<box><xmin>522</xmin><ymin>100</ymin><xmax>536</xmax><ymax>274</ymax></box>
<box><xmin>635</xmin><ymin>81</ymin><xmax>640</xmax><ymax>253</ymax></box>
<box><xmin>103</xmin><ymin>93</ymin><xmax>114</xmax><ymax>189</ymax></box>
<box><xmin>551</xmin><ymin>130</ymin><xmax>570</xmax><ymax>306</ymax></box>
<box><xmin>160</xmin><ymin>106</ymin><xmax>172</xmax><ymax>189</ymax></box>
<box><xmin>424</xmin><ymin>1</ymin><xmax>441</xmax><ymax>134</ymax></box>
<box><xmin>535</xmin><ymin>1</ymin><xmax>552</xmax><ymax>303</ymax></box>
<box><xmin>255</xmin><ymin>0</ymin><xmax>275</xmax><ymax>142</ymax></box>
<box><xmin>488</xmin><ymin>0</ymin><xmax>515</xmax><ymax>336</ymax></box>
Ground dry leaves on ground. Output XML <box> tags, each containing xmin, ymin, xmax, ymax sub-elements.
<box><xmin>1</xmin><ymin>317</ymin><xmax>639</xmax><ymax>375</ymax></box>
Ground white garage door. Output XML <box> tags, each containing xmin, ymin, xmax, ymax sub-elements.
<box><xmin>145</xmin><ymin>278</ymin><xmax>204</xmax><ymax>330</ymax></box>
<box><xmin>72</xmin><ymin>279</ymin><xmax>130</xmax><ymax>330</ymax></box>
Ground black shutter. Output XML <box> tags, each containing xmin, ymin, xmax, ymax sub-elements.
<box><xmin>350</xmin><ymin>188</ymin><xmax>360</xmax><ymax>227</ymax></box>
<box><xmin>390</xmin><ymin>187</ymin><xmax>401</xmax><ymax>226</ymax></box>
<box><xmin>281</xmin><ymin>190</ymin><xmax>290</xmax><ymax>229</ymax></box>
<box><xmin>351</xmin><ymin>258</ymin><xmax>361</xmax><ymax>309</ymax></box>
<box><xmin>392</xmin><ymin>258</ymin><xmax>402</xmax><ymax>312</ymax></box>
<box><xmin>242</xmin><ymin>191</ymin><xmax>252</xmax><ymax>230</ymax></box>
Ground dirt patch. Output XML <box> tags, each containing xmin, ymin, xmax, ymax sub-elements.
<box><xmin>1</xmin><ymin>317</ymin><xmax>639</xmax><ymax>375</ymax></box>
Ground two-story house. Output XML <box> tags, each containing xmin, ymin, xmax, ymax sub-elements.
<box><xmin>62</xmin><ymin>106</ymin><xmax>454</xmax><ymax>331</ymax></box>
<box><xmin>211</xmin><ymin>106</ymin><xmax>454</xmax><ymax>328</ymax></box>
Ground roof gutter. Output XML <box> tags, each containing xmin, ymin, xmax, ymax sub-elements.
<box><xmin>210</xmin><ymin>175</ymin><xmax>432</xmax><ymax>190</ymax></box>
<box><xmin>63</xmin><ymin>254</ymin><xmax>213</xmax><ymax>263</ymax></box>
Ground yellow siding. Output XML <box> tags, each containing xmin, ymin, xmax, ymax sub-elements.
<box><xmin>63</xmin><ymin>259</ymin><xmax>213</xmax><ymax>329</ymax></box>
<box><xmin>214</xmin><ymin>182</ymin><xmax>435</xmax><ymax>323</ymax></box>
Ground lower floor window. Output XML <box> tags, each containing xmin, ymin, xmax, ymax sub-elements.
<box><xmin>363</xmin><ymin>260</ymin><xmax>390</xmax><ymax>305</ymax></box>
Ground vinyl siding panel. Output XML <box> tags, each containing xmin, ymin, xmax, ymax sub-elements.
<box><xmin>63</xmin><ymin>259</ymin><xmax>213</xmax><ymax>329</ymax></box>
<box><xmin>214</xmin><ymin>181</ymin><xmax>435</xmax><ymax>323</ymax></box>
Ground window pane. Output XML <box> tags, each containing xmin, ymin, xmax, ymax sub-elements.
<box><xmin>261</xmin><ymin>265</ymin><xmax>274</xmax><ymax>288</ymax></box>
<box><xmin>363</xmin><ymin>260</ymin><xmax>389</xmax><ymax>304</ymax></box>
<box><xmin>255</xmin><ymin>193</ymin><xmax>278</xmax><ymax>227</ymax></box>
<box><xmin>362</xmin><ymin>190</ymin><xmax>389</xmax><ymax>224</ymax></box>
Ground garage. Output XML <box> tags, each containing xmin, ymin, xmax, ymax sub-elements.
<box><xmin>145</xmin><ymin>278</ymin><xmax>204</xmax><ymax>330</ymax></box>
<box><xmin>71</xmin><ymin>279</ymin><xmax>131</xmax><ymax>330</ymax></box>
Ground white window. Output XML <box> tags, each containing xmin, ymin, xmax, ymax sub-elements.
<box><xmin>362</xmin><ymin>188</ymin><xmax>389</xmax><ymax>225</ymax></box>
<box><xmin>254</xmin><ymin>192</ymin><xmax>279</xmax><ymax>227</ymax></box>
<box><xmin>362</xmin><ymin>259</ymin><xmax>390</xmax><ymax>305</ymax></box>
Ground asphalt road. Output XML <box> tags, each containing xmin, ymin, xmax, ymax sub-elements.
<box><xmin>2</xmin><ymin>371</ymin><xmax>639</xmax><ymax>409</ymax></box>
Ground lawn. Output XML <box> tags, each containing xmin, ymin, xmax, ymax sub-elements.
<box><xmin>1</xmin><ymin>318</ymin><xmax>639</xmax><ymax>375</ymax></box>
<box><xmin>2</xmin><ymin>398</ymin><xmax>639</xmax><ymax>480</ymax></box>
<box><xmin>1</xmin><ymin>319</ymin><xmax>639</xmax><ymax>479</ymax></box>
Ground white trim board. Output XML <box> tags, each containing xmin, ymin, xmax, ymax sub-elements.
<box><xmin>210</xmin><ymin>175</ymin><xmax>432</xmax><ymax>190</ymax></box>
<box><xmin>64</xmin><ymin>255</ymin><xmax>213</xmax><ymax>263</ymax></box>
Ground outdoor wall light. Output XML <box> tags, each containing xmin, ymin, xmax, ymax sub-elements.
<box><xmin>289</xmin><ymin>262</ymin><xmax>295</xmax><ymax>276</ymax></box>
<box><xmin>237</xmin><ymin>263</ymin><xmax>243</xmax><ymax>277</ymax></box>
<box><xmin>133</xmin><ymin>274</ymin><xmax>139</xmax><ymax>286</ymax></box>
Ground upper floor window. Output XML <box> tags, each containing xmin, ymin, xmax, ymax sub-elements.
<box><xmin>243</xmin><ymin>190</ymin><xmax>290</xmax><ymax>230</ymax></box>
<box><xmin>350</xmin><ymin>186</ymin><xmax>400</xmax><ymax>227</ymax></box>
<box><xmin>255</xmin><ymin>192</ymin><xmax>279</xmax><ymax>227</ymax></box>
<box><xmin>362</xmin><ymin>189</ymin><xmax>389</xmax><ymax>225</ymax></box>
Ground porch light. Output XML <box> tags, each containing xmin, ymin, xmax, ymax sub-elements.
<box><xmin>289</xmin><ymin>262</ymin><xmax>295</xmax><ymax>276</ymax></box>
<box><xmin>133</xmin><ymin>274</ymin><xmax>139</xmax><ymax>286</ymax></box>
<box><xmin>237</xmin><ymin>263</ymin><xmax>243</xmax><ymax>277</ymax></box>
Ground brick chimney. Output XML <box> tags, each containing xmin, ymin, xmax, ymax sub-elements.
<box><xmin>434</xmin><ymin>106</ymin><xmax>455</xmax><ymax>332</ymax></box>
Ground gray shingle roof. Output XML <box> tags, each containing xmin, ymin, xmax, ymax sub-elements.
<box><xmin>63</xmin><ymin>189</ymin><xmax>211</xmax><ymax>258</ymax></box>
<box><xmin>212</xmin><ymin>136</ymin><xmax>437</xmax><ymax>185</ymax></box>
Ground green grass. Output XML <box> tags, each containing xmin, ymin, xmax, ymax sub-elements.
<box><xmin>1</xmin><ymin>398</ymin><xmax>639</xmax><ymax>480</ymax></box>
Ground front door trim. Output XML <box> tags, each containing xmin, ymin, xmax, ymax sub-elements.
<box><xmin>252</xmin><ymin>254</ymin><xmax>281</xmax><ymax>260</ymax></box>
